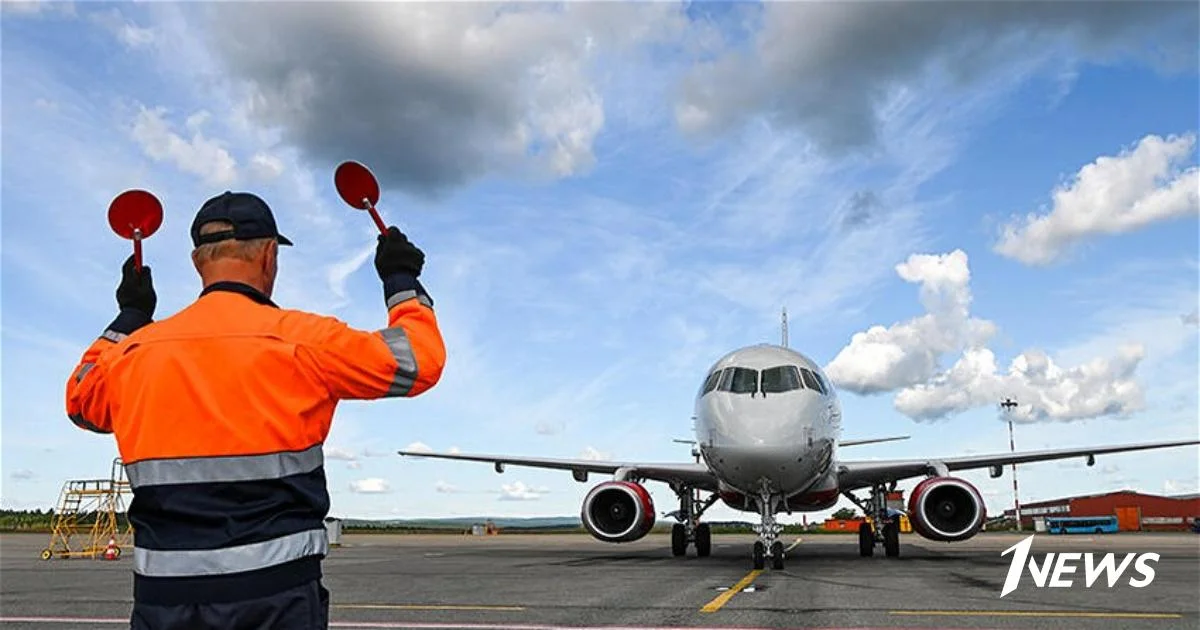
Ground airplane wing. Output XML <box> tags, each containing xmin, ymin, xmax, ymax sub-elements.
<box><xmin>397</xmin><ymin>450</ymin><xmax>719</xmax><ymax>491</ymax></box>
<box><xmin>837</xmin><ymin>438</ymin><xmax>1200</xmax><ymax>491</ymax></box>
<box><xmin>839</xmin><ymin>435</ymin><xmax>910</xmax><ymax>447</ymax></box>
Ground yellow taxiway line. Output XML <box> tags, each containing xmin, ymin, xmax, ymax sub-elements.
<box><xmin>335</xmin><ymin>604</ymin><xmax>526</xmax><ymax>612</ymax></box>
<box><xmin>700</xmin><ymin>570</ymin><xmax>763</xmax><ymax>613</ymax></box>
<box><xmin>890</xmin><ymin>610</ymin><xmax>1182</xmax><ymax>619</ymax></box>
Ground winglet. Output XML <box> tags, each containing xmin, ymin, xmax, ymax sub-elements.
<box><xmin>839</xmin><ymin>436</ymin><xmax>910</xmax><ymax>447</ymax></box>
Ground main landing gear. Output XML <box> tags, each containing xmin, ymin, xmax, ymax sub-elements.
<box><xmin>844</xmin><ymin>482</ymin><xmax>901</xmax><ymax>559</ymax></box>
<box><xmin>669</xmin><ymin>485</ymin><xmax>717</xmax><ymax>557</ymax></box>
<box><xmin>752</xmin><ymin>485</ymin><xmax>785</xmax><ymax>571</ymax></box>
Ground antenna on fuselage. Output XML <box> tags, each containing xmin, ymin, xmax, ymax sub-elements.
<box><xmin>781</xmin><ymin>307</ymin><xmax>789</xmax><ymax>348</ymax></box>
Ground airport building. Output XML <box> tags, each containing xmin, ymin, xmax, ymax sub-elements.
<box><xmin>1002</xmin><ymin>490</ymin><xmax>1200</xmax><ymax>531</ymax></box>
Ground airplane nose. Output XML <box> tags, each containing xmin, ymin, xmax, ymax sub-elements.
<box><xmin>716</xmin><ymin>392</ymin><xmax>816</xmax><ymax>447</ymax></box>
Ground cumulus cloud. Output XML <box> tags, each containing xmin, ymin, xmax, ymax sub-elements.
<box><xmin>499</xmin><ymin>481</ymin><xmax>548</xmax><ymax>501</ymax></box>
<box><xmin>825</xmin><ymin>250</ymin><xmax>996</xmax><ymax>393</ymax></box>
<box><xmin>349</xmin><ymin>478</ymin><xmax>391</xmax><ymax>494</ymax></box>
<box><xmin>825</xmin><ymin>249</ymin><xmax>1146</xmax><ymax>423</ymax></box>
<box><xmin>896</xmin><ymin>344</ymin><xmax>1145</xmax><ymax>422</ymax></box>
<box><xmin>676</xmin><ymin>3</ymin><xmax>1195</xmax><ymax>153</ymax></box>
<box><xmin>448</xmin><ymin>446</ymin><xmax>461</xmax><ymax>455</ymax></box>
<box><xmin>435</xmin><ymin>481</ymin><xmax>460</xmax><ymax>494</ymax></box>
<box><xmin>402</xmin><ymin>441</ymin><xmax>433</xmax><ymax>454</ymax></box>
<box><xmin>130</xmin><ymin>104</ymin><xmax>237</xmax><ymax>186</ymax></box>
<box><xmin>194</xmin><ymin>2</ymin><xmax>689</xmax><ymax>196</ymax></box>
<box><xmin>325</xmin><ymin>446</ymin><xmax>358</xmax><ymax>462</ymax></box>
<box><xmin>994</xmin><ymin>133</ymin><xmax>1200</xmax><ymax>265</ymax></box>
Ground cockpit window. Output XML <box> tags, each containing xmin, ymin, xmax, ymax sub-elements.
<box><xmin>813</xmin><ymin>371</ymin><xmax>831</xmax><ymax>395</ymax></box>
<box><xmin>761</xmin><ymin>365</ymin><xmax>802</xmax><ymax>394</ymax></box>
<box><xmin>799</xmin><ymin>367</ymin><xmax>823</xmax><ymax>394</ymax></box>
<box><xmin>718</xmin><ymin>367</ymin><xmax>759</xmax><ymax>394</ymax></box>
<box><xmin>701</xmin><ymin>370</ymin><xmax>722</xmax><ymax>395</ymax></box>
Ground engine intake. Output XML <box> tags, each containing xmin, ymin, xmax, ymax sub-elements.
<box><xmin>907</xmin><ymin>476</ymin><xmax>985</xmax><ymax>542</ymax></box>
<box><xmin>581</xmin><ymin>481</ymin><xmax>655</xmax><ymax>543</ymax></box>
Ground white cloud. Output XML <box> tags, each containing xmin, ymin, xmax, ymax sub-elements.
<box><xmin>402</xmin><ymin>441</ymin><xmax>433</xmax><ymax>454</ymax></box>
<box><xmin>826</xmin><ymin>249</ymin><xmax>1147</xmax><ymax>423</ymax></box>
<box><xmin>346</xmin><ymin>461</ymin><xmax>362</xmax><ymax>470</ymax></box>
<box><xmin>1182</xmin><ymin>311</ymin><xmax>1199</xmax><ymax>327</ymax></box>
<box><xmin>825</xmin><ymin>250</ymin><xmax>996</xmax><ymax>393</ymax></box>
<box><xmin>249</xmin><ymin>152</ymin><xmax>285</xmax><ymax>181</ymax></box>
<box><xmin>895</xmin><ymin>344</ymin><xmax>1145</xmax><ymax>423</ymax></box>
<box><xmin>90</xmin><ymin>7</ymin><xmax>156</xmax><ymax>49</ymax></box>
<box><xmin>448</xmin><ymin>446</ymin><xmax>461</xmax><ymax>455</ymax></box>
<box><xmin>499</xmin><ymin>481</ymin><xmax>548</xmax><ymax>501</ymax></box>
<box><xmin>994</xmin><ymin>133</ymin><xmax>1200</xmax><ymax>265</ymax></box>
<box><xmin>325</xmin><ymin>446</ymin><xmax>358</xmax><ymax>462</ymax></box>
<box><xmin>435</xmin><ymin>481</ymin><xmax>459</xmax><ymax>494</ymax></box>
<box><xmin>130</xmin><ymin>104</ymin><xmax>237</xmax><ymax>186</ymax></box>
<box><xmin>349</xmin><ymin>478</ymin><xmax>391</xmax><ymax>494</ymax></box>
<box><xmin>579</xmin><ymin>446</ymin><xmax>610</xmax><ymax>461</ymax></box>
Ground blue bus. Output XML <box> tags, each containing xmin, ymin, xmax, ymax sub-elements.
<box><xmin>1045</xmin><ymin>516</ymin><xmax>1119</xmax><ymax>534</ymax></box>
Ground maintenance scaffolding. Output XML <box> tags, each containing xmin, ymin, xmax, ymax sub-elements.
<box><xmin>40</xmin><ymin>458</ymin><xmax>133</xmax><ymax>560</ymax></box>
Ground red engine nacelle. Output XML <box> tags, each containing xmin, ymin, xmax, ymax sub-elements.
<box><xmin>907</xmin><ymin>476</ymin><xmax>987</xmax><ymax>542</ymax></box>
<box><xmin>581</xmin><ymin>481</ymin><xmax>655</xmax><ymax>543</ymax></box>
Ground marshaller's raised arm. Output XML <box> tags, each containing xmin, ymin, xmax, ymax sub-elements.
<box><xmin>291</xmin><ymin>225</ymin><xmax>445</xmax><ymax>400</ymax></box>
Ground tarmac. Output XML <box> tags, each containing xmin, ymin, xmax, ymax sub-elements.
<box><xmin>2</xmin><ymin>531</ymin><xmax>1198</xmax><ymax>629</ymax></box>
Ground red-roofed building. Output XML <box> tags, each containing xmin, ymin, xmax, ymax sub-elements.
<box><xmin>1002</xmin><ymin>491</ymin><xmax>1200</xmax><ymax>531</ymax></box>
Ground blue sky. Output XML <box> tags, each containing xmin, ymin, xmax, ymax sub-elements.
<box><xmin>2</xmin><ymin>1</ymin><xmax>1197</xmax><ymax>523</ymax></box>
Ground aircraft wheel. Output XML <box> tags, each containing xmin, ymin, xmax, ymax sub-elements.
<box><xmin>883</xmin><ymin>522</ymin><xmax>900</xmax><ymax>558</ymax></box>
<box><xmin>695</xmin><ymin>523</ymin><xmax>712</xmax><ymax>557</ymax></box>
<box><xmin>752</xmin><ymin>541</ymin><xmax>765</xmax><ymax>570</ymax></box>
<box><xmin>40</xmin><ymin>548</ymin><xmax>52</xmax><ymax>561</ymax></box>
<box><xmin>858</xmin><ymin>522</ymin><xmax>874</xmax><ymax>557</ymax></box>
<box><xmin>770</xmin><ymin>541</ymin><xmax>784</xmax><ymax>570</ymax></box>
<box><xmin>671</xmin><ymin>524</ymin><xmax>687</xmax><ymax>557</ymax></box>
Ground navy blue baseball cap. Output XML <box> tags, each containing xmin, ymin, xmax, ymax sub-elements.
<box><xmin>190</xmin><ymin>191</ymin><xmax>293</xmax><ymax>247</ymax></box>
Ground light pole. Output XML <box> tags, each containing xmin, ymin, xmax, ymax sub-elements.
<box><xmin>1000</xmin><ymin>398</ymin><xmax>1021</xmax><ymax>531</ymax></box>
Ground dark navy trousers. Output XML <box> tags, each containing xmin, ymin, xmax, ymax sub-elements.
<box><xmin>130</xmin><ymin>579</ymin><xmax>329</xmax><ymax>629</ymax></box>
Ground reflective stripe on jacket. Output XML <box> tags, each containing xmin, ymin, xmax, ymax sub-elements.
<box><xmin>64</xmin><ymin>281</ymin><xmax>445</xmax><ymax>604</ymax></box>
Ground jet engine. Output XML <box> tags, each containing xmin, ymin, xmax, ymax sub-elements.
<box><xmin>580</xmin><ymin>481</ymin><xmax>655</xmax><ymax>543</ymax></box>
<box><xmin>907</xmin><ymin>476</ymin><xmax>986</xmax><ymax>542</ymax></box>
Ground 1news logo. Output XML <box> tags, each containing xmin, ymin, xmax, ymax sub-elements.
<box><xmin>999</xmin><ymin>534</ymin><xmax>1159</xmax><ymax>598</ymax></box>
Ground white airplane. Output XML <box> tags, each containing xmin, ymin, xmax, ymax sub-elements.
<box><xmin>398</xmin><ymin>314</ymin><xmax>1200</xmax><ymax>570</ymax></box>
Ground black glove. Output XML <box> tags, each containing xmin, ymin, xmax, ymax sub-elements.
<box><xmin>116</xmin><ymin>254</ymin><xmax>156</xmax><ymax>318</ymax></box>
<box><xmin>374</xmin><ymin>226</ymin><xmax>425</xmax><ymax>280</ymax></box>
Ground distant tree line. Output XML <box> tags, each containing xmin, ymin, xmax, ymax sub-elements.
<box><xmin>0</xmin><ymin>509</ymin><xmax>129</xmax><ymax>532</ymax></box>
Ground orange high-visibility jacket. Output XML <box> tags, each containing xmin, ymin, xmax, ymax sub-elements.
<box><xmin>64</xmin><ymin>281</ymin><xmax>445</xmax><ymax>605</ymax></box>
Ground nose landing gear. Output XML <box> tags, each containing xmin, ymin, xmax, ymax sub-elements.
<box><xmin>752</xmin><ymin>486</ymin><xmax>786</xmax><ymax>570</ymax></box>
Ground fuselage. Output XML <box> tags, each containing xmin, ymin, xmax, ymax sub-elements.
<box><xmin>693</xmin><ymin>344</ymin><xmax>842</xmax><ymax>512</ymax></box>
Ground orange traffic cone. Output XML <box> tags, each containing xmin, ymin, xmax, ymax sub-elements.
<box><xmin>103</xmin><ymin>537</ymin><xmax>118</xmax><ymax>560</ymax></box>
